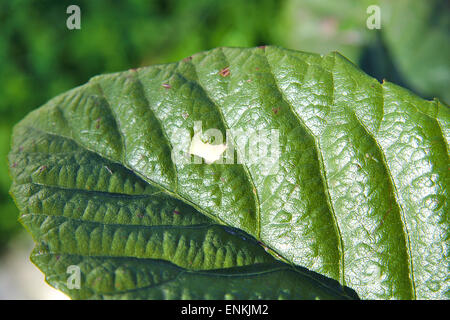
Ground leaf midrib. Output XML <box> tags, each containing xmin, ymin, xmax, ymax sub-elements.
<box><xmin>263</xmin><ymin>48</ymin><xmax>417</xmax><ymax>297</ymax></box>
<box><xmin>263</xmin><ymin>50</ymin><xmax>346</xmax><ymax>285</ymax></box>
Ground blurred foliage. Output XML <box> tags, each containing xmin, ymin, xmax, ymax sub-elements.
<box><xmin>279</xmin><ymin>0</ymin><xmax>450</xmax><ymax>102</ymax></box>
<box><xmin>0</xmin><ymin>0</ymin><xmax>448</xmax><ymax>251</ymax></box>
<box><xmin>381</xmin><ymin>0</ymin><xmax>450</xmax><ymax>102</ymax></box>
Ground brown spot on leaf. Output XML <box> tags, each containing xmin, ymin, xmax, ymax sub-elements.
<box><xmin>95</xmin><ymin>117</ymin><xmax>101</xmax><ymax>129</ymax></box>
<box><xmin>183</xmin><ymin>56</ymin><xmax>193</xmax><ymax>62</ymax></box>
<box><xmin>272</xmin><ymin>106</ymin><xmax>281</xmax><ymax>115</ymax></box>
<box><xmin>219</xmin><ymin>67</ymin><xmax>230</xmax><ymax>77</ymax></box>
<box><xmin>174</xmin><ymin>210</ymin><xmax>181</xmax><ymax>215</ymax></box>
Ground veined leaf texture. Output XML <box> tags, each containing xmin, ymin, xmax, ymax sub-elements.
<box><xmin>9</xmin><ymin>47</ymin><xmax>449</xmax><ymax>299</ymax></box>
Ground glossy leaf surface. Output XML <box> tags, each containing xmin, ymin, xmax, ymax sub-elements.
<box><xmin>9</xmin><ymin>46</ymin><xmax>449</xmax><ymax>299</ymax></box>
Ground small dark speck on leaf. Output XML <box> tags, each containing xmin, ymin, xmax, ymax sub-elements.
<box><xmin>183</xmin><ymin>56</ymin><xmax>193</xmax><ymax>62</ymax></box>
<box><xmin>174</xmin><ymin>210</ymin><xmax>181</xmax><ymax>215</ymax></box>
<box><xmin>38</xmin><ymin>165</ymin><xmax>47</xmax><ymax>173</ymax></box>
<box><xmin>219</xmin><ymin>67</ymin><xmax>230</xmax><ymax>77</ymax></box>
<box><xmin>95</xmin><ymin>117</ymin><xmax>101</xmax><ymax>129</ymax></box>
<box><xmin>375</xmin><ymin>207</ymin><xmax>392</xmax><ymax>232</ymax></box>
<box><xmin>272</xmin><ymin>106</ymin><xmax>281</xmax><ymax>115</ymax></box>
<box><xmin>162</xmin><ymin>83</ymin><xmax>171</xmax><ymax>89</ymax></box>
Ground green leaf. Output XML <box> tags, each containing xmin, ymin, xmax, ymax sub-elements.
<box><xmin>9</xmin><ymin>123</ymin><xmax>354</xmax><ymax>300</ymax></box>
<box><xmin>9</xmin><ymin>46</ymin><xmax>449</xmax><ymax>300</ymax></box>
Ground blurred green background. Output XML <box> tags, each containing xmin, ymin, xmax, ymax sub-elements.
<box><xmin>0</xmin><ymin>0</ymin><xmax>448</xmax><ymax>264</ymax></box>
